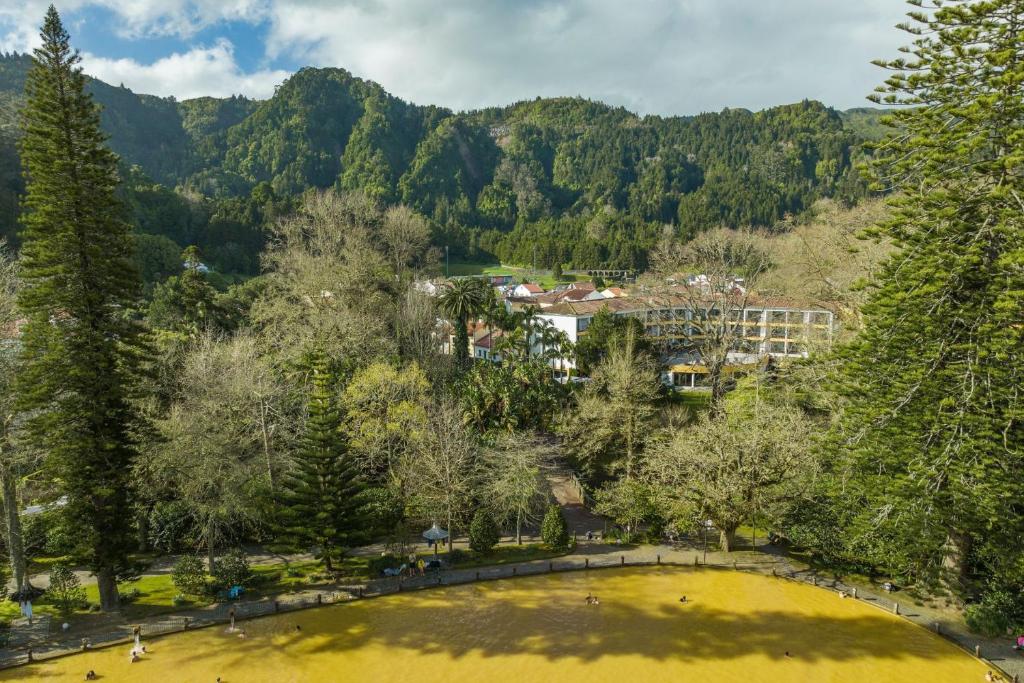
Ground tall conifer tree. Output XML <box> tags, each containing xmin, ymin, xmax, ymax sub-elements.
<box><xmin>837</xmin><ymin>0</ymin><xmax>1024</xmax><ymax>598</ymax></box>
<box><xmin>16</xmin><ymin>6</ymin><xmax>147</xmax><ymax>610</ymax></box>
<box><xmin>278</xmin><ymin>356</ymin><xmax>363</xmax><ymax>570</ymax></box>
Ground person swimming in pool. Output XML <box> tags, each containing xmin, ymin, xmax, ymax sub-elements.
<box><xmin>679</xmin><ymin>596</ymin><xmax>687</xmax><ymax>604</ymax></box>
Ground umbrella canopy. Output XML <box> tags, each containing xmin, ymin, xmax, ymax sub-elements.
<box><xmin>422</xmin><ymin>523</ymin><xmax>450</xmax><ymax>542</ymax></box>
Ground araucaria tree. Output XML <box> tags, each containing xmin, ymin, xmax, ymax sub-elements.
<box><xmin>16</xmin><ymin>7</ymin><xmax>148</xmax><ymax>611</ymax></box>
<box><xmin>835</xmin><ymin>0</ymin><xmax>1024</xmax><ymax>599</ymax></box>
<box><xmin>278</xmin><ymin>356</ymin><xmax>363</xmax><ymax>571</ymax></box>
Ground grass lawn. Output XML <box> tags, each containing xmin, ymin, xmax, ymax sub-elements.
<box><xmin>663</xmin><ymin>390</ymin><xmax>711</xmax><ymax>416</ymax></box>
<box><xmin>83</xmin><ymin>575</ymin><xmax>213</xmax><ymax>619</ymax></box>
<box><xmin>443</xmin><ymin>543</ymin><xmax>569</xmax><ymax>569</ymax></box>
<box><xmin>444</xmin><ymin>262</ymin><xmax>580</xmax><ymax>289</ymax></box>
<box><xmin>1</xmin><ymin>556</ymin><xmax>377</xmax><ymax>627</ymax></box>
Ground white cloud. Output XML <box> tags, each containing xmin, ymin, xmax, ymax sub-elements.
<box><xmin>0</xmin><ymin>1</ymin><xmax>271</xmax><ymax>52</ymax></box>
<box><xmin>81</xmin><ymin>39</ymin><xmax>288</xmax><ymax>99</ymax></box>
<box><xmin>88</xmin><ymin>0</ymin><xmax>270</xmax><ymax>39</ymax></box>
<box><xmin>263</xmin><ymin>0</ymin><xmax>912</xmax><ymax>114</ymax></box>
<box><xmin>3</xmin><ymin>1</ymin><xmax>914</xmax><ymax>112</ymax></box>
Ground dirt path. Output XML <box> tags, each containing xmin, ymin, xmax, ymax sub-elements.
<box><xmin>547</xmin><ymin>471</ymin><xmax>605</xmax><ymax>536</ymax></box>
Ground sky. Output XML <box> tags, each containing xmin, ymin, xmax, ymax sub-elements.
<box><xmin>0</xmin><ymin>1</ymin><xmax>911</xmax><ymax>115</ymax></box>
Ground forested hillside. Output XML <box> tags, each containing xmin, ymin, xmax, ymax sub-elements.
<box><xmin>0</xmin><ymin>52</ymin><xmax>883</xmax><ymax>277</ymax></box>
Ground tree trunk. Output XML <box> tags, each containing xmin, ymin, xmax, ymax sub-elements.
<box><xmin>624</xmin><ymin>421</ymin><xmax>635</xmax><ymax>479</ymax></box>
<box><xmin>136</xmin><ymin>509</ymin><xmax>150</xmax><ymax>553</ymax></box>
<box><xmin>96</xmin><ymin>568</ymin><xmax>120</xmax><ymax>612</ymax></box>
<box><xmin>207</xmin><ymin>524</ymin><xmax>217</xmax><ymax>573</ymax></box>
<box><xmin>447</xmin><ymin>511</ymin><xmax>454</xmax><ymax>553</ymax></box>
<box><xmin>516</xmin><ymin>510</ymin><xmax>522</xmax><ymax>546</ymax></box>
<box><xmin>259</xmin><ymin>399</ymin><xmax>274</xmax><ymax>491</ymax></box>
<box><xmin>0</xmin><ymin>468</ymin><xmax>28</xmax><ymax>593</ymax></box>
<box><xmin>455</xmin><ymin>320</ymin><xmax>470</xmax><ymax>365</ymax></box>
<box><xmin>324</xmin><ymin>548</ymin><xmax>334</xmax><ymax>573</ymax></box>
<box><xmin>941</xmin><ymin>530</ymin><xmax>972</xmax><ymax>597</ymax></box>
<box><xmin>709</xmin><ymin>366</ymin><xmax>726</xmax><ymax>415</ymax></box>
<box><xmin>720</xmin><ymin>527</ymin><xmax>736</xmax><ymax>553</ymax></box>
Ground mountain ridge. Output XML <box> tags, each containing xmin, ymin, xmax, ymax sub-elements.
<box><xmin>0</xmin><ymin>52</ymin><xmax>889</xmax><ymax>276</ymax></box>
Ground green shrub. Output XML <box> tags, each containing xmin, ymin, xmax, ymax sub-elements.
<box><xmin>541</xmin><ymin>505</ymin><xmax>570</xmax><ymax>550</ymax></box>
<box><xmin>172</xmin><ymin>555</ymin><xmax>207</xmax><ymax>596</ymax></box>
<box><xmin>966</xmin><ymin>589</ymin><xmax>1024</xmax><ymax>637</ymax></box>
<box><xmin>469</xmin><ymin>510</ymin><xmax>500</xmax><ymax>554</ymax></box>
<box><xmin>368</xmin><ymin>554</ymin><xmax>401</xmax><ymax>575</ymax></box>
<box><xmin>47</xmin><ymin>564</ymin><xmax>85</xmax><ymax>614</ymax></box>
<box><xmin>447</xmin><ymin>549</ymin><xmax>470</xmax><ymax>565</ymax></box>
<box><xmin>212</xmin><ymin>549</ymin><xmax>251</xmax><ymax>589</ymax></box>
<box><xmin>118</xmin><ymin>587</ymin><xmax>141</xmax><ymax>605</ymax></box>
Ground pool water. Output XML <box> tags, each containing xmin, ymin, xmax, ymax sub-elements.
<box><xmin>5</xmin><ymin>567</ymin><xmax>991</xmax><ymax>682</ymax></box>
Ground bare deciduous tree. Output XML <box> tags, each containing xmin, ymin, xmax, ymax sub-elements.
<box><xmin>644</xmin><ymin>229</ymin><xmax>773</xmax><ymax>413</ymax></box>
<box><xmin>405</xmin><ymin>401</ymin><xmax>479</xmax><ymax>552</ymax></box>
<box><xmin>0</xmin><ymin>246</ymin><xmax>36</xmax><ymax>592</ymax></box>
<box><xmin>481</xmin><ymin>434</ymin><xmax>553</xmax><ymax>544</ymax></box>
<box><xmin>138</xmin><ymin>333</ymin><xmax>287</xmax><ymax>567</ymax></box>
<box><xmin>253</xmin><ymin>190</ymin><xmax>398</xmax><ymax>369</ymax></box>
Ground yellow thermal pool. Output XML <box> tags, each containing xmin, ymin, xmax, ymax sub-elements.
<box><xmin>4</xmin><ymin>566</ymin><xmax>993</xmax><ymax>682</ymax></box>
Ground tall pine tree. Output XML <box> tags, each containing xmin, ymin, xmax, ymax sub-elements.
<box><xmin>836</xmin><ymin>0</ymin><xmax>1024</xmax><ymax>600</ymax></box>
<box><xmin>16</xmin><ymin>6</ymin><xmax>148</xmax><ymax>611</ymax></box>
<box><xmin>278</xmin><ymin>355</ymin><xmax>363</xmax><ymax>571</ymax></box>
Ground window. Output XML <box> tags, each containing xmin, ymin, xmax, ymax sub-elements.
<box><xmin>768</xmin><ymin>341</ymin><xmax>786</xmax><ymax>354</ymax></box>
<box><xmin>811</xmin><ymin>311</ymin><xmax>829</xmax><ymax>326</ymax></box>
<box><xmin>787</xmin><ymin>342</ymin><xmax>804</xmax><ymax>355</ymax></box>
<box><xmin>577</xmin><ymin>317</ymin><xmax>590</xmax><ymax>333</ymax></box>
<box><xmin>769</xmin><ymin>326</ymin><xmax>787</xmax><ymax>339</ymax></box>
<box><xmin>731</xmin><ymin>339</ymin><xmax>757</xmax><ymax>353</ymax></box>
<box><xmin>745</xmin><ymin>310</ymin><xmax>763</xmax><ymax>323</ymax></box>
<box><xmin>769</xmin><ymin>310</ymin><xmax>786</xmax><ymax>324</ymax></box>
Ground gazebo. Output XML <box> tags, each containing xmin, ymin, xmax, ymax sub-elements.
<box><xmin>422</xmin><ymin>522</ymin><xmax>449</xmax><ymax>557</ymax></box>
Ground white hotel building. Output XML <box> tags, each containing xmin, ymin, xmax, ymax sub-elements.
<box><xmin>530</xmin><ymin>295</ymin><xmax>836</xmax><ymax>389</ymax></box>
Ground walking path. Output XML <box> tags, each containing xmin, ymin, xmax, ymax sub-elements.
<box><xmin>547</xmin><ymin>471</ymin><xmax>604</xmax><ymax>535</ymax></box>
<box><xmin>3</xmin><ymin>540</ymin><xmax>1022</xmax><ymax>679</ymax></box>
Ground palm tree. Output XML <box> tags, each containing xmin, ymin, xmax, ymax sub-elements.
<box><xmin>437</xmin><ymin>278</ymin><xmax>489</xmax><ymax>364</ymax></box>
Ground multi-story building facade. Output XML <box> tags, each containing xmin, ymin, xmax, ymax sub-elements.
<box><xmin>532</xmin><ymin>295</ymin><xmax>835</xmax><ymax>389</ymax></box>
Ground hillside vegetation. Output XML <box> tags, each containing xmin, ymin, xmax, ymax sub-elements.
<box><xmin>0</xmin><ymin>52</ymin><xmax>886</xmax><ymax>277</ymax></box>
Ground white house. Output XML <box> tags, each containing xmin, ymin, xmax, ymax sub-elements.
<box><xmin>512</xmin><ymin>283</ymin><xmax>544</xmax><ymax>297</ymax></box>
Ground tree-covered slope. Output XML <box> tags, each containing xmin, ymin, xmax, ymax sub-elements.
<box><xmin>0</xmin><ymin>52</ymin><xmax>885</xmax><ymax>272</ymax></box>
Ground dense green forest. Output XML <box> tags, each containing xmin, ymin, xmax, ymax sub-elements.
<box><xmin>0</xmin><ymin>51</ymin><xmax>883</xmax><ymax>280</ymax></box>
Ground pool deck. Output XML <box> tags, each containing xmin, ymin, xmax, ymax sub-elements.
<box><xmin>3</xmin><ymin>541</ymin><xmax>1022</xmax><ymax>680</ymax></box>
